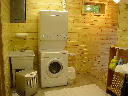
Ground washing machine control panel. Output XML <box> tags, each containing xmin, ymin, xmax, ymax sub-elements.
<box><xmin>40</xmin><ymin>34</ymin><xmax>68</xmax><ymax>40</ymax></box>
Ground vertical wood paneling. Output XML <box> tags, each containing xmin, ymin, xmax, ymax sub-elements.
<box><xmin>118</xmin><ymin>1</ymin><xmax>128</xmax><ymax>47</ymax></box>
<box><xmin>0</xmin><ymin>0</ymin><xmax>6</xmax><ymax>96</ymax></box>
<box><xmin>1</xmin><ymin>0</ymin><xmax>11</xmax><ymax>95</ymax></box>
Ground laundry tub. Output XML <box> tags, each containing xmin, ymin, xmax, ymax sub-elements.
<box><xmin>10</xmin><ymin>50</ymin><xmax>35</xmax><ymax>87</ymax></box>
<box><xmin>10</xmin><ymin>50</ymin><xmax>35</xmax><ymax>70</ymax></box>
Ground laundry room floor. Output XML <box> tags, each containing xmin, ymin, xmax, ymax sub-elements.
<box><xmin>34</xmin><ymin>73</ymin><xmax>107</xmax><ymax>96</ymax></box>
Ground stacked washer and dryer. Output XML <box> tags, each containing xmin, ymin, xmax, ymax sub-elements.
<box><xmin>38</xmin><ymin>10</ymin><xmax>69</xmax><ymax>88</ymax></box>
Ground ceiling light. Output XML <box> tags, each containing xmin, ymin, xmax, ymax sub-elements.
<box><xmin>86</xmin><ymin>7</ymin><xmax>91</xmax><ymax>11</ymax></box>
<box><xmin>113</xmin><ymin>0</ymin><xmax>120</xmax><ymax>3</ymax></box>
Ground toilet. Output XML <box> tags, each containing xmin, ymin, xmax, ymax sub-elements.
<box><xmin>10</xmin><ymin>50</ymin><xmax>35</xmax><ymax>87</ymax></box>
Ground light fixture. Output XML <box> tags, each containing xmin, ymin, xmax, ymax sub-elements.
<box><xmin>86</xmin><ymin>7</ymin><xmax>91</xmax><ymax>11</ymax></box>
<box><xmin>113</xmin><ymin>0</ymin><xmax>120</xmax><ymax>3</ymax></box>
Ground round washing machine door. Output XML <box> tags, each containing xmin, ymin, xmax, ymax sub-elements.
<box><xmin>47</xmin><ymin>59</ymin><xmax>63</xmax><ymax>78</ymax></box>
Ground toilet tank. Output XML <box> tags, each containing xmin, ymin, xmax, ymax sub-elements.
<box><xmin>10</xmin><ymin>50</ymin><xmax>35</xmax><ymax>70</ymax></box>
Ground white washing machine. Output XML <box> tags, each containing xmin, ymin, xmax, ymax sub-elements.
<box><xmin>39</xmin><ymin>50</ymin><xmax>68</xmax><ymax>88</ymax></box>
<box><xmin>38</xmin><ymin>10</ymin><xmax>69</xmax><ymax>88</ymax></box>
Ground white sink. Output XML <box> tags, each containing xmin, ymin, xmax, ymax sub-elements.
<box><xmin>10</xmin><ymin>50</ymin><xmax>35</xmax><ymax>57</ymax></box>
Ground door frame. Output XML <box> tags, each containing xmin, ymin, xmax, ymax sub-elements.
<box><xmin>0</xmin><ymin>1</ymin><xmax>6</xmax><ymax>96</ymax></box>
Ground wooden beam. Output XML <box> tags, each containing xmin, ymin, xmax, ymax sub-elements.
<box><xmin>0</xmin><ymin>0</ymin><xmax>6</xmax><ymax>96</ymax></box>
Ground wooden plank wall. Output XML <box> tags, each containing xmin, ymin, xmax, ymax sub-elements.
<box><xmin>66</xmin><ymin>0</ymin><xmax>118</xmax><ymax>85</ymax></box>
<box><xmin>1</xmin><ymin>0</ymin><xmax>12</xmax><ymax>95</ymax></box>
<box><xmin>0</xmin><ymin>0</ymin><xmax>6</xmax><ymax>95</ymax></box>
<box><xmin>118</xmin><ymin>0</ymin><xmax>128</xmax><ymax>47</ymax></box>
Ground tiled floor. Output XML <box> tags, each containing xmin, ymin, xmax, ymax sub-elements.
<box><xmin>34</xmin><ymin>73</ymin><xmax>106</xmax><ymax>96</ymax></box>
